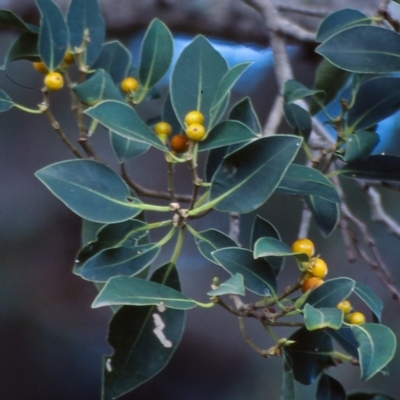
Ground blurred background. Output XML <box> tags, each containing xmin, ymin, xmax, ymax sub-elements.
<box><xmin>1</xmin><ymin>1</ymin><xmax>399</xmax><ymax>399</ymax></box>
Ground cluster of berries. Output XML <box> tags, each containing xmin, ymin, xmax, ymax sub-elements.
<box><xmin>32</xmin><ymin>52</ymin><xmax>75</xmax><ymax>91</ymax></box>
<box><xmin>291</xmin><ymin>238</ymin><xmax>366</xmax><ymax>325</ymax></box>
<box><xmin>153</xmin><ymin>110</ymin><xmax>206</xmax><ymax>153</ymax></box>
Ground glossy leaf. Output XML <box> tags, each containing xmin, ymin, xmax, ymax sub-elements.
<box><xmin>92</xmin><ymin>275</ymin><xmax>197</xmax><ymax>310</ymax></box>
<box><xmin>305</xmin><ymin>195</ymin><xmax>340</xmax><ymax>238</ymax></box>
<box><xmin>229</xmin><ymin>97</ymin><xmax>261</xmax><ymax>134</ymax></box>
<box><xmin>344</xmin><ymin>132</ymin><xmax>380</xmax><ymax>162</ymax></box>
<box><xmin>212</xmin><ymin>248</ymin><xmax>277</xmax><ymax>296</ymax></box>
<box><xmin>210</xmin><ymin>62</ymin><xmax>251</xmax><ymax>113</ymax></box>
<box><xmin>350</xmin><ymin>323</ymin><xmax>396</xmax><ymax>380</ymax></box>
<box><xmin>353</xmin><ymin>282</ymin><xmax>383</xmax><ymax>322</ymax></box>
<box><xmin>73</xmin><ymin>69</ymin><xmax>124</xmax><ymax>106</ymax></box>
<box><xmin>36</xmin><ymin>0</ymin><xmax>69</xmax><ymax>71</ymax></box>
<box><xmin>316</xmin><ymin>373</ymin><xmax>346</xmax><ymax>400</ymax></box>
<box><xmin>67</xmin><ymin>0</ymin><xmax>105</xmax><ymax>67</ymax></box>
<box><xmin>35</xmin><ymin>159</ymin><xmax>142</xmax><ymax>223</ymax></box>
<box><xmin>283</xmin><ymin>328</ymin><xmax>334</xmax><ymax>385</ymax></box>
<box><xmin>283</xmin><ymin>103</ymin><xmax>312</xmax><ymax>141</ymax></box>
<box><xmin>102</xmin><ymin>265</ymin><xmax>185</xmax><ymax>399</ymax></box>
<box><xmin>304</xmin><ymin>278</ymin><xmax>355</xmax><ymax>309</ymax></box>
<box><xmin>199</xmin><ymin>120</ymin><xmax>257</xmax><ymax>152</ymax></box>
<box><xmin>110</xmin><ymin>132</ymin><xmax>150</xmax><ymax>163</ymax></box>
<box><xmin>316</xmin><ymin>26</ymin><xmax>400</xmax><ymax>74</ymax></box>
<box><xmin>347</xmin><ymin>77</ymin><xmax>400</xmax><ymax>131</ymax></box>
<box><xmin>327</xmin><ymin>326</ymin><xmax>359</xmax><ymax>359</ymax></box>
<box><xmin>304</xmin><ymin>304</ymin><xmax>343</xmax><ymax>331</ymax></box>
<box><xmin>283</xmin><ymin>79</ymin><xmax>323</xmax><ymax>103</ymax></box>
<box><xmin>209</xmin><ymin>135</ymin><xmax>301</xmax><ymax>213</ymax></box>
<box><xmin>139</xmin><ymin>19</ymin><xmax>173</xmax><ymax>90</ymax></box>
<box><xmin>194</xmin><ymin>229</ymin><xmax>238</xmax><ymax>264</ymax></box>
<box><xmin>207</xmin><ymin>273</ymin><xmax>245</xmax><ymax>296</ymax></box>
<box><xmin>316</xmin><ymin>9</ymin><xmax>370</xmax><ymax>42</ymax></box>
<box><xmin>81</xmin><ymin>243</ymin><xmax>161</xmax><ymax>282</ymax></box>
<box><xmin>162</xmin><ymin>93</ymin><xmax>182</xmax><ymax>135</ymax></box>
<box><xmin>75</xmin><ymin>219</ymin><xmax>148</xmax><ymax>271</ymax></box>
<box><xmin>280</xmin><ymin>365</ymin><xmax>296</xmax><ymax>400</ymax></box>
<box><xmin>250</xmin><ymin>215</ymin><xmax>283</xmax><ymax>275</ymax></box>
<box><xmin>310</xmin><ymin>59</ymin><xmax>350</xmax><ymax>115</ymax></box>
<box><xmin>277</xmin><ymin>164</ymin><xmax>340</xmax><ymax>204</ymax></box>
<box><xmin>91</xmin><ymin>41</ymin><xmax>131</xmax><ymax>84</ymax></box>
<box><xmin>340</xmin><ymin>155</ymin><xmax>400</xmax><ymax>181</ymax></box>
<box><xmin>254</xmin><ymin>237</ymin><xmax>307</xmax><ymax>263</ymax></box>
<box><xmin>171</xmin><ymin>35</ymin><xmax>228</xmax><ymax>130</ymax></box>
<box><xmin>85</xmin><ymin>100</ymin><xmax>168</xmax><ymax>152</ymax></box>
<box><xmin>1</xmin><ymin>33</ymin><xmax>38</xmax><ymax>68</ymax></box>
<box><xmin>0</xmin><ymin>10</ymin><xmax>39</xmax><ymax>33</ymax></box>
<box><xmin>0</xmin><ymin>90</ymin><xmax>14</xmax><ymax>112</ymax></box>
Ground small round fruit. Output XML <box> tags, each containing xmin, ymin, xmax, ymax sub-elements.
<box><xmin>170</xmin><ymin>134</ymin><xmax>189</xmax><ymax>153</ymax></box>
<box><xmin>63</xmin><ymin>51</ymin><xmax>75</xmax><ymax>64</ymax></box>
<box><xmin>154</xmin><ymin>121</ymin><xmax>172</xmax><ymax>136</ymax></box>
<box><xmin>44</xmin><ymin>72</ymin><xmax>64</xmax><ymax>91</ymax></box>
<box><xmin>33</xmin><ymin>61</ymin><xmax>49</xmax><ymax>74</ymax></box>
<box><xmin>301</xmin><ymin>277</ymin><xmax>324</xmax><ymax>293</ymax></box>
<box><xmin>120</xmin><ymin>77</ymin><xmax>139</xmax><ymax>93</ymax></box>
<box><xmin>186</xmin><ymin>123</ymin><xmax>206</xmax><ymax>141</ymax></box>
<box><xmin>308</xmin><ymin>258</ymin><xmax>328</xmax><ymax>279</ymax></box>
<box><xmin>184</xmin><ymin>110</ymin><xmax>204</xmax><ymax>126</ymax></box>
<box><xmin>346</xmin><ymin>311</ymin><xmax>366</xmax><ymax>325</ymax></box>
<box><xmin>291</xmin><ymin>238</ymin><xmax>314</xmax><ymax>257</ymax></box>
<box><xmin>337</xmin><ymin>300</ymin><xmax>352</xmax><ymax>315</ymax></box>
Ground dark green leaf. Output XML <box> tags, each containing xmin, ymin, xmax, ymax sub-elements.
<box><xmin>162</xmin><ymin>93</ymin><xmax>182</xmax><ymax>135</ymax></box>
<box><xmin>194</xmin><ymin>229</ymin><xmax>238</xmax><ymax>264</ymax></box>
<box><xmin>250</xmin><ymin>215</ymin><xmax>283</xmax><ymax>275</ymax></box>
<box><xmin>327</xmin><ymin>326</ymin><xmax>359</xmax><ymax>359</ymax></box>
<box><xmin>316</xmin><ymin>26</ymin><xmax>400</xmax><ymax>74</ymax></box>
<box><xmin>280</xmin><ymin>365</ymin><xmax>296</xmax><ymax>400</ymax></box>
<box><xmin>171</xmin><ymin>35</ymin><xmax>228</xmax><ymax>130</ymax></box>
<box><xmin>254</xmin><ymin>237</ymin><xmax>307</xmax><ymax>262</ymax></box>
<box><xmin>305</xmin><ymin>195</ymin><xmax>340</xmax><ymax>238</ymax></box>
<box><xmin>353</xmin><ymin>282</ymin><xmax>383</xmax><ymax>322</ymax></box>
<box><xmin>229</xmin><ymin>97</ymin><xmax>262</xmax><ymax>134</ymax></box>
<box><xmin>92</xmin><ymin>275</ymin><xmax>197</xmax><ymax>310</ymax></box>
<box><xmin>210</xmin><ymin>62</ymin><xmax>251</xmax><ymax>113</ymax></box>
<box><xmin>304</xmin><ymin>278</ymin><xmax>355</xmax><ymax>309</ymax></box>
<box><xmin>75</xmin><ymin>219</ymin><xmax>148</xmax><ymax>272</ymax></box>
<box><xmin>91</xmin><ymin>41</ymin><xmax>131</xmax><ymax>84</ymax></box>
<box><xmin>35</xmin><ymin>159</ymin><xmax>142</xmax><ymax>223</ymax></box>
<box><xmin>316</xmin><ymin>373</ymin><xmax>346</xmax><ymax>400</ymax></box>
<box><xmin>347</xmin><ymin>77</ymin><xmax>400</xmax><ymax>130</ymax></box>
<box><xmin>209</xmin><ymin>135</ymin><xmax>301</xmax><ymax>213</ymax></box>
<box><xmin>139</xmin><ymin>19</ymin><xmax>173</xmax><ymax>90</ymax></box>
<box><xmin>340</xmin><ymin>155</ymin><xmax>400</xmax><ymax>181</ymax></box>
<box><xmin>283</xmin><ymin>79</ymin><xmax>323</xmax><ymax>103</ymax></box>
<box><xmin>85</xmin><ymin>100</ymin><xmax>168</xmax><ymax>151</ymax></box>
<box><xmin>212</xmin><ymin>248</ymin><xmax>277</xmax><ymax>296</ymax></box>
<box><xmin>309</xmin><ymin>59</ymin><xmax>350</xmax><ymax>115</ymax></box>
<box><xmin>1</xmin><ymin>33</ymin><xmax>38</xmax><ymax>69</ymax></box>
<box><xmin>102</xmin><ymin>264</ymin><xmax>185</xmax><ymax>400</ymax></box>
<box><xmin>207</xmin><ymin>273</ymin><xmax>245</xmax><ymax>296</ymax></box>
<box><xmin>0</xmin><ymin>10</ymin><xmax>39</xmax><ymax>33</ymax></box>
<box><xmin>73</xmin><ymin>69</ymin><xmax>124</xmax><ymax>106</ymax></box>
<box><xmin>36</xmin><ymin>0</ymin><xmax>69</xmax><ymax>71</ymax></box>
<box><xmin>304</xmin><ymin>304</ymin><xmax>343</xmax><ymax>331</ymax></box>
<box><xmin>316</xmin><ymin>9</ymin><xmax>371</xmax><ymax>42</ymax></box>
<box><xmin>0</xmin><ymin>90</ymin><xmax>14</xmax><ymax>112</ymax></box>
<box><xmin>344</xmin><ymin>132</ymin><xmax>380</xmax><ymax>162</ymax></box>
<box><xmin>278</xmin><ymin>164</ymin><xmax>340</xmax><ymax>204</ymax></box>
<box><xmin>350</xmin><ymin>323</ymin><xmax>396</xmax><ymax>380</ymax></box>
<box><xmin>283</xmin><ymin>103</ymin><xmax>312</xmax><ymax>141</ymax></box>
<box><xmin>81</xmin><ymin>243</ymin><xmax>161</xmax><ymax>282</ymax></box>
<box><xmin>110</xmin><ymin>131</ymin><xmax>150</xmax><ymax>163</ymax></box>
<box><xmin>199</xmin><ymin>120</ymin><xmax>257</xmax><ymax>152</ymax></box>
<box><xmin>67</xmin><ymin>0</ymin><xmax>105</xmax><ymax>67</ymax></box>
<box><xmin>283</xmin><ymin>328</ymin><xmax>334</xmax><ymax>385</ymax></box>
